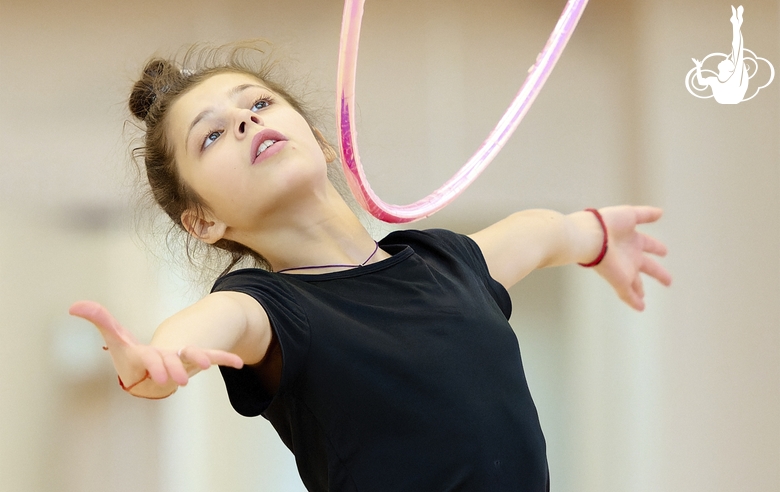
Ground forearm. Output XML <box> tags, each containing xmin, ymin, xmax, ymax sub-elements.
<box><xmin>123</xmin><ymin>292</ymin><xmax>269</xmax><ymax>399</ymax></box>
<box><xmin>470</xmin><ymin>209</ymin><xmax>604</xmax><ymax>288</ymax></box>
<box><xmin>472</xmin><ymin>205</ymin><xmax>671</xmax><ymax>309</ymax></box>
<box><xmin>151</xmin><ymin>291</ymin><xmax>268</xmax><ymax>364</ymax></box>
<box><xmin>695</xmin><ymin>68</ymin><xmax>705</xmax><ymax>86</ymax></box>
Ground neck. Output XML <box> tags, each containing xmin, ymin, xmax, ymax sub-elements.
<box><xmin>224</xmin><ymin>183</ymin><xmax>388</xmax><ymax>273</ymax></box>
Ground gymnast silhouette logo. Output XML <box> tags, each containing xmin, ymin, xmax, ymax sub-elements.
<box><xmin>685</xmin><ymin>5</ymin><xmax>774</xmax><ymax>104</ymax></box>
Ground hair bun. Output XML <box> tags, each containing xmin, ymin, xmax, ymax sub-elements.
<box><xmin>129</xmin><ymin>59</ymin><xmax>181</xmax><ymax>121</ymax></box>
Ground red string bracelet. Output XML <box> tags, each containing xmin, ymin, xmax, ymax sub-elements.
<box><xmin>104</xmin><ymin>346</ymin><xmax>152</xmax><ymax>393</ymax></box>
<box><xmin>103</xmin><ymin>347</ymin><xmax>172</xmax><ymax>399</ymax></box>
<box><xmin>578</xmin><ymin>208</ymin><xmax>608</xmax><ymax>267</ymax></box>
<box><xmin>118</xmin><ymin>371</ymin><xmax>151</xmax><ymax>392</ymax></box>
<box><xmin>117</xmin><ymin>371</ymin><xmax>173</xmax><ymax>400</ymax></box>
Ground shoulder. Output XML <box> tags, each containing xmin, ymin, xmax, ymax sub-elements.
<box><xmin>382</xmin><ymin>228</ymin><xmax>477</xmax><ymax>254</ymax></box>
<box><xmin>212</xmin><ymin>267</ymin><xmax>274</xmax><ymax>291</ymax></box>
<box><xmin>382</xmin><ymin>228</ymin><xmax>496</xmax><ymax>286</ymax></box>
<box><xmin>384</xmin><ymin>229</ymin><xmax>512</xmax><ymax>318</ymax></box>
<box><xmin>212</xmin><ymin>268</ymin><xmax>308</xmax><ymax>328</ymax></box>
<box><xmin>383</xmin><ymin>228</ymin><xmax>487</xmax><ymax>267</ymax></box>
<box><xmin>212</xmin><ymin>268</ymin><xmax>296</xmax><ymax>302</ymax></box>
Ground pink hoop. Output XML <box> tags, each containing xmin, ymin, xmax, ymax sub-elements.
<box><xmin>336</xmin><ymin>0</ymin><xmax>589</xmax><ymax>223</ymax></box>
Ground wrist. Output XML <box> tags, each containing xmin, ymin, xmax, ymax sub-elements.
<box><xmin>576</xmin><ymin>208</ymin><xmax>608</xmax><ymax>267</ymax></box>
<box><xmin>119</xmin><ymin>372</ymin><xmax>178</xmax><ymax>399</ymax></box>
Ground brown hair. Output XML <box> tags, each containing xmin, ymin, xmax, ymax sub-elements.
<box><xmin>129</xmin><ymin>42</ymin><xmax>329</xmax><ymax>276</ymax></box>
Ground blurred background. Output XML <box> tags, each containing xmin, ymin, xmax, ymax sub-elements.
<box><xmin>0</xmin><ymin>0</ymin><xmax>777</xmax><ymax>490</ymax></box>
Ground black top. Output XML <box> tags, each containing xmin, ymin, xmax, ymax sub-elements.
<box><xmin>214</xmin><ymin>229</ymin><xmax>548</xmax><ymax>491</ymax></box>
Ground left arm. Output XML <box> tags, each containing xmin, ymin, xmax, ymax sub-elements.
<box><xmin>469</xmin><ymin>206</ymin><xmax>672</xmax><ymax>311</ymax></box>
<box><xmin>692</xmin><ymin>59</ymin><xmax>712</xmax><ymax>87</ymax></box>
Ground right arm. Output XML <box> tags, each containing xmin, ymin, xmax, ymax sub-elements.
<box><xmin>69</xmin><ymin>291</ymin><xmax>272</xmax><ymax>399</ymax></box>
<box><xmin>692</xmin><ymin>59</ymin><xmax>711</xmax><ymax>87</ymax></box>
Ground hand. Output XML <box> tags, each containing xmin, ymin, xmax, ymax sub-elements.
<box><xmin>592</xmin><ymin>206</ymin><xmax>672</xmax><ymax>311</ymax></box>
<box><xmin>692</xmin><ymin>58</ymin><xmax>702</xmax><ymax>68</ymax></box>
<box><xmin>69</xmin><ymin>301</ymin><xmax>244</xmax><ymax>398</ymax></box>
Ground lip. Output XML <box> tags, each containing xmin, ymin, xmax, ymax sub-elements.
<box><xmin>251</xmin><ymin>129</ymin><xmax>288</xmax><ymax>165</ymax></box>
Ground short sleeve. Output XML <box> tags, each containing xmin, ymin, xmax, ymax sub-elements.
<box><xmin>212</xmin><ymin>269</ymin><xmax>311</xmax><ymax>417</ymax></box>
<box><xmin>458</xmin><ymin>233</ymin><xmax>513</xmax><ymax>319</ymax></box>
<box><xmin>387</xmin><ymin>229</ymin><xmax>513</xmax><ymax>320</ymax></box>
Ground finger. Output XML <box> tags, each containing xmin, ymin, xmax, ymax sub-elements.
<box><xmin>205</xmin><ymin>350</ymin><xmax>245</xmax><ymax>369</ymax></box>
<box><xmin>69</xmin><ymin>301</ymin><xmax>138</xmax><ymax>346</ymax></box>
<box><xmin>620</xmin><ymin>286</ymin><xmax>645</xmax><ymax>312</ymax></box>
<box><xmin>626</xmin><ymin>287</ymin><xmax>645</xmax><ymax>311</ymax></box>
<box><xmin>139</xmin><ymin>349</ymin><xmax>169</xmax><ymax>385</ymax></box>
<box><xmin>163</xmin><ymin>353</ymin><xmax>190</xmax><ymax>386</ymax></box>
<box><xmin>641</xmin><ymin>233</ymin><xmax>668</xmax><ymax>257</ymax></box>
<box><xmin>632</xmin><ymin>275</ymin><xmax>645</xmax><ymax>300</ymax></box>
<box><xmin>632</xmin><ymin>296</ymin><xmax>646</xmax><ymax>312</ymax></box>
<box><xmin>179</xmin><ymin>347</ymin><xmax>243</xmax><ymax>371</ymax></box>
<box><xmin>69</xmin><ymin>300</ymin><xmax>111</xmax><ymax>325</ymax></box>
<box><xmin>179</xmin><ymin>346</ymin><xmax>212</xmax><ymax>371</ymax></box>
<box><xmin>633</xmin><ymin>206</ymin><xmax>663</xmax><ymax>225</ymax></box>
<box><xmin>641</xmin><ymin>258</ymin><xmax>673</xmax><ymax>286</ymax></box>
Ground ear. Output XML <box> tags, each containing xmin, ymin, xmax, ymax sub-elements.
<box><xmin>313</xmin><ymin>127</ymin><xmax>338</xmax><ymax>163</ymax></box>
<box><xmin>181</xmin><ymin>208</ymin><xmax>227</xmax><ymax>244</ymax></box>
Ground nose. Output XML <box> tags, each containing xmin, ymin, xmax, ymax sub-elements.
<box><xmin>234</xmin><ymin>110</ymin><xmax>261</xmax><ymax>138</ymax></box>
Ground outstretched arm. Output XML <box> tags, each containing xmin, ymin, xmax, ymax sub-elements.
<box><xmin>469</xmin><ymin>206</ymin><xmax>671</xmax><ymax>311</ymax></box>
<box><xmin>69</xmin><ymin>291</ymin><xmax>271</xmax><ymax>398</ymax></box>
<box><xmin>692</xmin><ymin>58</ymin><xmax>712</xmax><ymax>87</ymax></box>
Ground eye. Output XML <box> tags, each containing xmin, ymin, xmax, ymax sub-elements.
<box><xmin>251</xmin><ymin>97</ymin><xmax>272</xmax><ymax>112</ymax></box>
<box><xmin>203</xmin><ymin>130</ymin><xmax>223</xmax><ymax>149</ymax></box>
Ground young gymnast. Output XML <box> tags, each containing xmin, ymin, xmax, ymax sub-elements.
<box><xmin>692</xmin><ymin>5</ymin><xmax>749</xmax><ymax>104</ymax></box>
<box><xmin>70</xmin><ymin>45</ymin><xmax>671</xmax><ymax>491</ymax></box>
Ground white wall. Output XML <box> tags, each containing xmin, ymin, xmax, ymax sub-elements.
<box><xmin>0</xmin><ymin>0</ymin><xmax>777</xmax><ymax>491</ymax></box>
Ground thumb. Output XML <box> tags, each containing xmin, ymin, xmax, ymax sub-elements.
<box><xmin>69</xmin><ymin>300</ymin><xmax>139</xmax><ymax>346</ymax></box>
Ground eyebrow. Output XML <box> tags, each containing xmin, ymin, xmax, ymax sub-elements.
<box><xmin>184</xmin><ymin>83</ymin><xmax>267</xmax><ymax>152</ymax></box>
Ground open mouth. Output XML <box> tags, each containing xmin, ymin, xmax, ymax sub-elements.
<box><xmin>257</xmin><ymin>139</ymin><xmax>277</xmax><ymax>154</ymax></box>
<box><xmin>251</xmin><ymin>129</ymin><xmax>288</xmax><ymax>164</ymax></box>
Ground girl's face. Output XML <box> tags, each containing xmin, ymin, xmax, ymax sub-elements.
<box><xmin>167</xmin><ymin>72</ymin><xmax>331</xmax><ymax>236</ymax></box>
